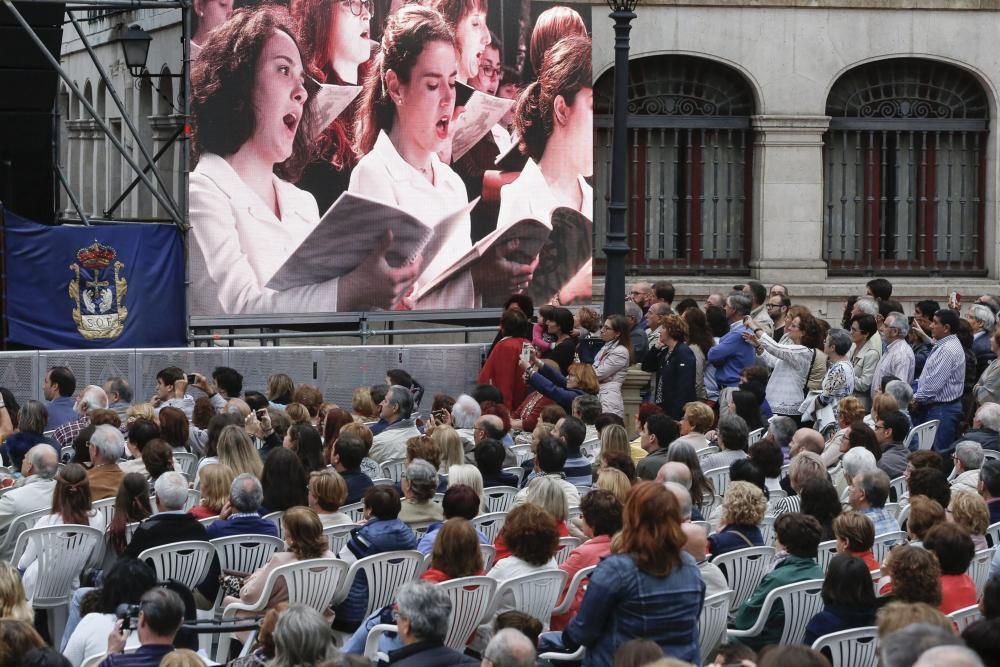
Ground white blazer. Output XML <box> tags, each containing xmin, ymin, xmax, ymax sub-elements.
<box><xmin>496</xmin><ymin>157</ymin><xmax>593</xmax><ymax>231</ymax></box>
<box><xmin>348</xmin><ymin>131</ymin><xmax>475</xmax><ymax>309</ymax></box>
<box><xmin>188</xmin><ymin>153</ymin><xmax>340</xmax><ymax>315</ymax></box>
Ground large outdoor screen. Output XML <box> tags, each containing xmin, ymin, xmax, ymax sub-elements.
<box><xmin>187</xmin><ymin>0</ymin><xmax>593</xmax><ymax>316</ymax></box>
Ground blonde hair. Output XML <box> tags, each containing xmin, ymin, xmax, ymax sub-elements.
<box><xmin>432</xmin><ymin>425</ymin><xmax>464</xmax><ymax>471</ymax></box>
<box><xmin>0</xmin><ymin>562</ymin><xmax>32</xmax><ymax>622</ymax></box>
<box><xmin>721</xmin><ymin>481</ymin><xmax>767</xmax><ymax>526</ymax></box>
<box><xmin>197</xmin><ymin>463</ymin><xmax>235</xmax><ymax>515</ymax></box>
<box><xmin>532</xmin><ymin>422</ymin><xmax>555</xmax><ymax>447</ymax></box>
<box><xmin>871</xmin><ymin>392</ymin><xmax>898</xmax><ymax>421</ymax></box>
<box><xmin>309</xmin><ymin>469</ymin><xmax>348</xmax><ymax>512</ymax></box>
<box><xmin>682</xmin><ymin>402</ymin><xmax>715</xmax><ymax>434</ymax></box>
<box><xmin>351</xmin><ymin>387</ymin><xmax>378</xmax><ymax>420</ymax></box>
<box><xmin>599</xmin><ymin>424</ymin><xmax>630</xmax><ymax>460</ymax></box>
<box><xmin>525</xmin><ymin>475</ymin><xmax>568</xmax><ymax>522</ymax></box>
<box><xmin>448</xmin><ymin>463</ymin><xmax>485</xmax><ymax>513</ymax></box>
<box><xmin>949</xmin><ymin>490</ymin><xmax>990</xmax><ymax>535</ymax></box>
<box><xmin>159</xmin><ymin>649</ymin><xmax>205</xmax><ymax>667</ymax></box>
<box><xmin>127</xmin><ymin>402</ymin><xmax>155</xmax><ymax>422</ymax></box>
<box><xmin>285</xmin><ymin>403</ymin><xmax>311</xmax><ymax>425</ymax></box>
<box><xmin>876</xmin><ymin>601</ymin><xmax>953</xmax><ymax>636</ymax></box>
<box><xmin>595</xmin><ymin>468</ymin><xmax>631</xmax><ymax>505</ymax></box>
<box><xmin>340</xmin><ymin>421</ymin><xmax>374</xmax><ymax>455</ymax></box>
<box><xmin>217</xmin><ymin>425</ymin><xmax>263</xmax><ymax>478</ymax></box>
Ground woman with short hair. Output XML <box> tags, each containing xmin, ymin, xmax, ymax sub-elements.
<box><xmin>924</xmin><ymin>522</ymin><xmax>977</xmax><ymax>614</ymax></box>
<box><xmin>802</xmin><ymin>554</ymin><xmax>877</xmax><ymax>646</ymax></box>
<box><xmin>487</xmin><ymin>504</ymin><xmax>561</xmax><ymax>619</ymax></box>
<box><xmin>833</xmin><ymin>511</ymin><xmax>879</xmax><ymax>571</ymax></box>
<box><xmin>949</xmin><ymin>491</ymin><xmax>991</xmax><ymax>551</ymax></box>
<box><xmin>849</xmin><ymin>314</ymin><xmax>882</xmax><ymax>409</ymax></box>
<box><xmin>308</xmin><ymin>469</ymin><xmax>351</xmax><ymax>527</ymax></box>
<box><xmin>0</xmin><ymin>400</ymin><xmax>56</xmax><ymax>469</ymax></box>
<box><xmin>398</xmin><ymin>459</ymin><xmax>445</xmax><ymax>525</ymax></box>
<box><xmin>553</xmin><ymin>482</ymin><xmax>704</xmax><ymax>663</ymax></box>
<box><xmin>707</xmin><ymin>481</ymin><xmax>767</xmax><ymax>558</ymax></box>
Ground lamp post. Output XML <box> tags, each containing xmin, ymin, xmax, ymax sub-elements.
<box><xmin>115</xmin><ymin>24</ymin><xmax>152</xmax><ymax>78</ymax></box>
<box><xmin>602</xmin><ymin>0</ymin><xmax>638</xmax><ymax>319</ymax></box>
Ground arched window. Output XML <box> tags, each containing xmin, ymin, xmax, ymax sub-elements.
<box><xmin>594</xmin><ymin>55</ymin><xmax>755</xmax><ymax>273</ymax></box>
<box><xmin>823</xmin><ymin>59</ymin><xmax>989</xmax><ymax>274</ymax></box>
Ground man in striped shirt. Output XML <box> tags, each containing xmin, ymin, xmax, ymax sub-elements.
<box><xmin>912</xmin><ymin>309</ymin><xmax>965</xmax><ymax>452</ymax></box>
<box><xmin>872</xmin><ymin>312</ymin><xmax>915</xmax><ymax>400</ymax></box>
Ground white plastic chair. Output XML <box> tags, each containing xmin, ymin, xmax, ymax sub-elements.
<box><xmin>332</xmin><ymin>550</ymin><xmax>425</xmax><ymax>632</ymax></box>
<box><xmin>872</xmin><ymin>531</ymin><xmax>906</xmax><ymax>563</ymax></box>
<box><xmin>949</xmin><ymin>604</ymin><xmax>983</xmax><ymax>632</ymax></box>
<box><xmin>884</xmin><ymin>502</ymin><xmax>901</xmax><ymax>519</ymax></box>
<box><xmin>759</xmin><ymin>515</ymin><xmax>776</xmax><ymax>546</ymax></box>
<box><xmin>711</xmin><ymin>545</ymin><xmax>775</xmax><ymax>611</ymax></box>
<box><xmin>480</xmin><ymin>544</ymin><xmax>496</xmax><ymax>571</ymax></box>
<box><xmin>903</xmin><ymin>419</ymin><xmax>939</xmax><ymax>451</ymax></box>
<box><xmin>371</xmin><ymin>477</ymin><xmax>395</xmax><ymax>487</ymax></box>
<box><xmin>174</xmin><ymin>451</ymin><xmax>198</xmax><ymax>479</ymax></box>
<box><xmin>986</xmin><ymin>521</ymin><xmax>1000</xmax><ymax>548</ymax></box>
<box><xmin>811</xmin><ymin>626</ymin><xmax>879</xmax><ymax>667</ymax></box>
<box><xmin>209</xmin><ymin>534</ymin><xmax>285</xmax><ymax>608</ymax></box>
<box><xmin>489</xmin><ymin>569</ymin><xmax>568</xmax><ymax>631</ymax></box>
<box><xmin>218</xmin><ymin>557</ymin><xmax>349</xmax><ymax>662</ymax></box>
<box><xmin>323</xmin><ymin>523</ymin><xmax>358</xmax><ymax>555</ymax></box>
<box><xmin>138</xmin><ymin>540</ymin><xmax>216</xmax><ymax>590</ymax></box>
<box><xmin>696</xmin><ymin>445</ymin><xmax>719</xmax><ymax>458</ymax></box>
<box><xmin>471</xmin><ymin>512</ymin><xmax>507</xmax><ymax>543</ymax></box>
<box><xmin>748</xmin><ymin>428</ymin><xmax>765</xmax><ymax>444</ymax></box>
<box><xmin>503</xmin><ymin>466</ymin><xmax>525</xmax><ymax>486</ymax></box>
<box><xmin>199</xmin><ymin>515</ymin><xmax>219</xmax><ymax>528</ymax></box>
<box><xmin>889</xmin><ymin>476</ymin><xmax>907</xmax><ymax>503</ymax></box>
<box><xmin>539</xmin><ymin>646</ymin><xmax>586</xmax><ymax>662</ymax></box>
<box><xmin>0</xmin><ymin>506</ymin><xmax>49</xmax><ymax>561</ymax></box>
<box><xmin>262</xmin><ymin>510</ymin><xmax>284</xmax><ymax>537</ymax></box>
<box><xmin>554</xmin><ymin>536</ymin><xmax>580</xmax><ymax>565</ymax></box>
<box><xmin>550</xmin><ymin>564</ymin><xmax>597</xmax><ymax>620</ymax></box>
<box><xmin>341</xmin><ymin>501</ymin><xmax>365</xmax><ymax>523</ymax></box>
<box><xmin>705</xmin><ymin>466</ymin><xmax>731</xmax><ymax>502</ymax></box>
<box><xmin>728</xmin><ymin>578</ymin><xmax>825</xmax><ymax>646</ymax></box>
<box><xmin>896</xmin><ymin>503</ymin><xmax>911</xmax><ymax>529</ymax></box>
<box><xmin>12</xmin><ymin>524</ymin><xmax>103</xmax><ymax>642</ymax></box>
<box><xmin>983</xmin><ymin>450</ymin><xmax>1000</xmax><ymax>462</ymax></box>
<box><xmin>381</xmin><ymin>459</ymin><xmax>406</xmax><ymax>483</ymax></box>
<box><xmin>968</xmin><ymin>547</ymin><xmax>993</xmax><ymax>595</ymax></box>
<box><xmin>699</xmin><ymin>590</ymin><xmax>735</xmax><ymax>666</ymax></box>
<box><xmin>92</xmin><ymin>497</ymin><xmax>117</xmax><ymax>528</ymax></box>
<box><xmin>511</xmin><ymin>444</ymin><xmax>534</xmax><ymax>465</ymax></box>
<box><xmin>483</xmin><ymin>486</ymin><xmax>519</xmax><ymax>513</ymax></box>
<box><xmin>817</xmin><ymin>539</ymin><xmax>840</xmax><ymax>571</ymax></box>
<box><xmin>580</xmin><ymin>438</ymin><xmax>600</xmax><ymax>461</ymax></box>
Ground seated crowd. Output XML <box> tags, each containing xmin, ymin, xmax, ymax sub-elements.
<box><xmin>0</xmin><ymin>279</ymin><xmax>999</xmax><ymax>666</ymax></box>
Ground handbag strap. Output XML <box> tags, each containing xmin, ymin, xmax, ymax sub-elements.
<box><xmin>803</xmin><ymin>349</ymin><xmax>817</xmax><ymax>395</ymax></box>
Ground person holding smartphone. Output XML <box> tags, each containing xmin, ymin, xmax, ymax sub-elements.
<box><xmin>477</xmin><ymin>308</ymin><xmax>530</xmax><ymax>410</ymax></box>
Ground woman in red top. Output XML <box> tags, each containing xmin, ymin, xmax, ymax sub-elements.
<box><xmin>833</xmin><ymin>511</ymin><xmax>880</xmax><ymax>572</ymax></box>
<box><xmin>494</xmin><ymin>476</ymin><xmax>571</xmax><ymax>562</ymax></box>
<box><xmin>479</xmin><ymin>308</ymin><xmax>531</xmax><ymax>410</ymax></box>
<box><xmin>550</xmin><ymin>490</ymin><xmax>622</xmax><ymax>630</ymax></box>
<box><xmin>422</xmin><ymin>517</ymin><xmax>486</xmax><ymax>582</ymax></box>
<box><xmin>923</xmin><ymin>522</ymin><xmax>978</xmax><ymax>614</ymax></box>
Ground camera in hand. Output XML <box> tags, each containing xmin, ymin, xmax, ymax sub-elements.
<box><xmin>116</xmin><ymin>603</ymin><xmax>141</xmax><ymax>632</ymax></box>
<box><xmin>186</xmin><ymin>373</ymin><xmax>197</xmax><ymax>384</ymax></box>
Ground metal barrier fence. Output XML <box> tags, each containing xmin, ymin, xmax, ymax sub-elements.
<box><xmin>0</xmin><ymin>344</ymin><xmax>489</xmax><ymax>410</ymax></box>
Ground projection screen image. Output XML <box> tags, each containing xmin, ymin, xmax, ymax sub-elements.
<box><xmin>187</xmin><ymin>0</ymin><xmax>593</xmax><ymax>315</ymax></box>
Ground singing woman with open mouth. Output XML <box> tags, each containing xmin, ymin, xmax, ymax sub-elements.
<box><xmin>189</xmin><ymin>6</ymin><xmax>417</xmax><ymax>314</ymax></box>
<box><xmin>422</xmin><ymin>0</ymin><xmax>490</xmax><ymax>84</ymax></box>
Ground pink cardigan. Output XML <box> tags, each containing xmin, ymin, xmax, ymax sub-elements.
<box><xmin>550</xmin><ymin>535</ymin><xmax>612</xmax><ymax>631</ymax></box>
<box><xmin>224</xmin><ymin>549</ymin><xmax>336</xmax><ymax>618</ymax></box>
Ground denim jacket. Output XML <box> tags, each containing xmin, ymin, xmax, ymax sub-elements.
<box><xmin>563</xmin><ymin>552</ymin><xmax>705</xmax><ymax>666</ymax></box>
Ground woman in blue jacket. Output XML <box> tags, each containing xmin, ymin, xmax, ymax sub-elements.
<box><xmin>642</xmin><ymin>314</ymin><xmax>697</xmax><ymax>420</ymax></box>
<box><xmin>333</xmin><ymin>485</ymin><xmax>416</xmax><ymax>631</ymax></box>
<box><xmin>547</xmin><ymin>481</ymin><xmax>705</xmax><ymax>665</ymax></box>
<box><xmin>520</xmin><ymin>357</ymin><xmax>600</xmax><ymax>413</ymax></box>
<box><xmin>802</xmin><ymin>554</ymin><xmax>877</xmax><ymax>646</ymax></box>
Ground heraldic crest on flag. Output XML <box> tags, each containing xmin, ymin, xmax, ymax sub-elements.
<box><xmin>68</xmin><ymin>241</ymin><xmax>129</xmax><ymax>340</ymax></box>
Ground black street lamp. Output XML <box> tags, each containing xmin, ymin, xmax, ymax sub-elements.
<box><xmin>602</xmin><ymin>0</ymin><xmax>638</xmax><ymax>319</ymax></box>
<box><xmin>115</xmin><ymin>24</ymin><xmax>152</xmax><ymax>78</ymax></box>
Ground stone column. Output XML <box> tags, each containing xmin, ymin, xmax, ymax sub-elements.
<box><xmin>62</xmin><ymin>119</ymin><xmax>83</xmax><ymax>217</ymax></box>
<box><xmin>749</xmin><ymin>115</ymin><xmax>831</xmax><ymax>283</ymax></box>
<box><xmin>622</xmin><ymin>367</ymin><xmax>651</xmax><ymax>439</ymax></box>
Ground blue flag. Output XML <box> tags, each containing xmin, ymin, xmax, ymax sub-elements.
<box><xmin>3</xmin><ymin>208</ymin><xmax>186</xmax><ymax>349</ymax></box>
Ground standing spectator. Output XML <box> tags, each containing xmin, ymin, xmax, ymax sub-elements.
<box><xmin>911</xmin><ymin>300</ymin><xmax>940</xmax><ymax>378</ymax></box>
<box><xmin>552</xmin><ymin>482</ymin><xmax>704</xmax><ymax>664</ymax></box>
<box><xmin>706</xmin><ymin>294</ymin><xmax>756</xmax><ymax>402</ymax></box>
<box><xmin>872</xmin><ymin>314</ymin><xmax>917</xmax><ymax>397</ymax></box>
<box><xmin>729</xmin><ymin>513</ymin><xmax>825</xmax><ymax>651</ymax></box>
<box><xmin>974</xmin><ymin>331</ymin><xmax>1000</xmax><ymax>407</ymax></box>
<box><xmin>642</xmin><ymin>314</ymin><xmax>696</xmax><ymax>421</ymax></box>
<box><xmin>624</xmin><ymin>301</ymin><xmax>649</xmax><ymax>362</ymax></box>
<box><xmin>479</xmin><ymin>308</ymin><xmax>531</xmax><ymax>409</ymax></box>
<box><xmin>594</xmin><ymin>314</ymin><xmax>633</xmax><ymax>418</ymax></box>
<box><xmin>912</xmin><ymin>309</ymin><xmax>966</xmax><ymax>452</ymax></box>
<box><xmin>767</xmin><ymin>293</ymin><xmax>790</xmax><ymax>341</ymax></box>
<box><xmin>743</xmin><ymin>281</ymin><xmax>774</xmax><ymax>337</ymax></box>
<box><xmin>812</xmin><ymin>330</ymin><xmax>856</xmax><ymax>423</ymax></box>
<box><xmin>683</xmin><ymin>307</ymin><xmax>715</xmax><ymax>401</ymax></box>
<box><xmin>966</xmin><ymin>304</ymin><xmax>997</xmax><ymax>378</ymax></box>
<box><xmin>540</xmin><ymin>307</ymin><xmax>579</xmax><ymax>376</ymax></box>
<box><xmin>849</xmin><ymin>314</ymin><xmax>882</xmax><ymax>409</ymax></box>
<box><xmin>743</xmin><ymin>310</ymin><xmax>823</xmax><ymax>422</ymax></box>
<box><xmin>645</xmin><ymin>302</ymin><xmax>671</xmax><ymax>353</ymax></box>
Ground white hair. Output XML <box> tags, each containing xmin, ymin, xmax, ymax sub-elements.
<box><xmin>968</xmin><ymin>304</ymin><xmax>996</xmax><ymax>331</ymax></box>
<box><xmin>79</xmin><ymin>385</ymin><xmax>109</xmax><ymax>410</ymax></box>
<box><xmin>842</xmin><ymin>446</ymin><xmax>878</xmax><ymax>484</ymax></box>
<box><xmin>954</xmin><ymin>441</ymin><xmax>984</xmax><ymax>471</ymax></box>
<box><xmin>854</xmin><ymin>296</ymin><xmax>878</xmax><ymax>316</ymax></box>
<box><xmin>447</xmin><ymin>463</ymin><xmax>484</xmax><ymax>499</ymax></box>
<box><xmin>89</xmin><ymin>424</ymin><xmax>124</xmax><ymax>462</ymax></box>
<box><xmin>154</xmin><ymin>471</ymin><xmax>189</xmax><ymax>511</ymax></box>
<box><xmin>885</xmin><ymin>312</ymin><xmax>910</xmax><ymax>338</ymax></box>
<box><xmin>913</xmin><ymin>645</ymin><xmax>985</xmax><ymax>667</ymax></box>
<box><xmin>484</xmin><ymin>628</ymin><xmax>536</xmax><ymax>667</ymax></box>
<box><xmin>976</xmin><ymin>402</ymin><xmax>1000</xmax><ymax>432</ymax></box>
<box><xmin>663</xmin><ymin>481</ymin><xmax>693</xmax><ymax>520</ymax></box>
<box><xmin>884</xmin><ymin>380</ymin><xmax>913</xmax><ymax>408</ymax></box>
<box><xmin>451</xmin><ymin>394</ymin><xmax>481</xmax><ymax>429</ymax></box>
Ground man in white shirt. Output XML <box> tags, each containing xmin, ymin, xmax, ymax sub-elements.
<box><xmin>742</xmin><ymin>280</ymin><xmax>773</xmax><ymax>337</ymax></box>
<box><xmin>370</xmin><ymin>385</ymin><xmax>420</xmax><ymax>463</ymax></box>
<box><xmin>0</xmin><ymin>444</ymin><xmax>58</xmax><ymax>560</ymax></box>
<box><xmin>872</xmin><ymin>312</ymin><xmax>915</xmax><ymax>398</ymax></box>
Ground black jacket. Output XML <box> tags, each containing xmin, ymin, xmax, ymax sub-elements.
<box><xmin>125</xmin><ymin>512</ymin><xmax>210</xmax><ymax>559</ymax></box>
<box><xmin>384</xmin><ymin>641</ymin><xmax>479</xmax><ymax>666</ymax></box>
<box><xmin>642</xmin><ymin>342</ymin><xmax>697</xmax><ymax>420</ymax></box>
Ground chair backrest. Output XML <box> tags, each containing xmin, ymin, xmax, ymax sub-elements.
<box><xmin>748</xmin><ymin>428</ymin><xmax>765</xmax><ymax>444</ymax></box>
<box><xmin>183</xmin><ymin>489</ymin><xmax>200</xmax><ymax>513</ymax></box>
<box><xmin>502</xmin><ymin>466</ymin><xmax>525</xmax><ymax>486</ymax></box>
<box><xmin>896</xmin><ymin>504</ymin><xmax>911</xmax><ymax>529</ymax></box>
<box><xmin>759</xmin><ymin>515</ymin><xmax>776</xmax><ymax>547</ymax></box>
<box><xmin>138</xmin><ymin>540</ymin><xmax>216</xmax><ymax>591</ymax></box>
<box><xmin>968</xmin><ymin>547</ymin><xmax>993</xmax><ymax>595</ymax></box>
<box><xmin>262</xmin><ymin>511</ymin><xmax>285</xmax><ymax>538</ymax></box>
<box><xmin>554</xmin><ymin>537</ymin><xmax>580</xmax><ymax>565</ymax></box>
<box><xmin>704</xmin><ymin>466</ymin><xmax>731</xmax><ymax>500</ymax></box>
<box><xmin>986</xmin><ymin>521</ymin><xmax>1000</xmax><ymax>549</ymax></box>
<box><xmin>12</xmin><ymin>524</ymin><xmax>103</xmax><ymax>607</ymax></box>
<box><xmin>342</xmin><ymin>502</ymin><xmax>365</xmax><ymax>523</ymax></box>
<box><xmin>883</xmin><ymin>502</ymin><xmax>901</xmax><ymax>519</ymax></box>
<box><xmin>0</xmin><ymin>506</ymin><xmax>49</xmax><ymax>560</ymax></box>
<box><xmin>983</xmin><ymin>450</ymin><xmax>1000</xmax><ymax>462</ymax></box>
<box><xmin>436</xmin><ymin>576</ymin><xmax>498</xmax><ymax>651</ymax></box>
<box><xmin>699</xmin><ymin>590</ymin><xmax>735</xmax><ymax>667</ymax></box>
<box><xmin>493</xmin><ymin>569</ymin><xmax>568</xmax><ymax>630</ymax></box>
<box><xmin>92</xmin><ymin>497</ymin><xmax>116</xmax><ymax>528</ymax></box>
<box><xmin>323</xmin><ymin>523</ymin><xmax>358</xmax><ymax>555</ymax></box>
<box><xmin>817</xmin><ymin>540</ymin><xmax>840</xmax><ymax>571</ymax></box>
<box><xmin>810</xmin><ymin>626</ymin><xmax>879</xmax><ymax>667</ymax></box>
<box><xmin>483</xmin><ymin>486</ymin><xmax>519</xmax><ymax>514</ymax></box>
<box><xmin>511</xmin><ymin>444</ymin><xmax>534</xmax><ymax>465</ymax></box>
<box><xmin>480</xmin><ymin>544</ymin><xmax>496</xmax><ymax>571</ymax></box>
<box><xmin>872</xmin><ymin>531</ymin><xmax>907</xmax><ymax>563</ymax></box>
<box><xmin>198</xmin><ymin>515</ymin><xmax>219</xmax><ymax>528</ymax></box>
<box><xmin>696</xmin><ymin>445</ymin><xmax>719</xmax><ymax>458</ymax></box>
<box><xmin>471</xmin><ymin>512</ymin><xmax>507</xmax><ymax>543</ymax></box>
<box><xmin>349</xmin><ymin>550</ymin><xmax>425</xmax><ymax>620</ymax></box>
<box><xmin>174</xmin><ymin>452</ymin><xmax>198</xmax><ymax>478</ymax></box>
<box><xmin>211</xmin><ymin>534</ymin><xmax>284</xmax><ymax>576</ymax></box>
<box><xmin>371</xmin><ymin>477</ymin><xmax>395</xmax><ymax>488</ymax></box>
<box><xmin>948</xmin><ymin>604</ymin><xmax>983</xmax><ymax>632</ymax></box>
<box><xmin>278</xmin><ymin>557</ymin><xmax>350</xmax><ymax>612</ymax></box>
<box><xmin>889</xmin><ymin>476</ymin><xmax>907</xmax><ymax>503</ymax></box>
<box><xmin>408</xmin><ymin>520</ymin><xmax>436</xmax><ymax>539</ymax></box>
<box><xmin>765</xmin><ymin>578</ymin><xmax>825</xmax><ymax>645</ymax></box>
<box><xmin>904</xmin><ymin>420</ymin><xmax>939</xmax><ymax>451</ymax></box>
<box><xmin>711</xmin><ymin>546</ymin><xmax>776</xmax><ymax>611</ymax></box>
<box><xmin>381</xmin><ymin>459</ymin><xmax>406</xmax><ymax>483</ymax></box>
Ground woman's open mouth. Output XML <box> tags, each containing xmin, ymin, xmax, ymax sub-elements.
<box><xmin>282</xmin><ymin>112</ymin><xmax>299</xmax><ymax>136</ymax></box>
<box><xmin>435</xmin><ymin>114</ymin><xmax>450</xmax><ymax>140</ymax></box>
